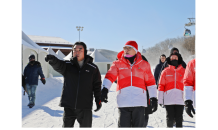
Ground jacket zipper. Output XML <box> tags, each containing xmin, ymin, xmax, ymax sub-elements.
<box><xmin>175</xmin><ymin>69</ymin><xmax>176</xmax><ymax>89</ymax></box>
<box><xmin>131</xmin><ymin>66</ymin><xmax>132</xmax><ymax>86</ymax></box>
<box><xmin>75</xmin><ymin>71</ymin><xmax>81</xmax><ymax>109</ymax></box>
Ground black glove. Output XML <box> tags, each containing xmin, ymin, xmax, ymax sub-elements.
<box><xmin>94</xmin><ymin>100</ymin><xmax>102</xmax><ymax>112</ymax></box>
<box><xmin>150</xmin><ymin>97</ymin><xmax>158</xmax><ymax>113</ymax></box>
<box><xmin>45</xmin><ymin>54</ymin><xmax>55</xmax><ymax>62</ymax></box>
<box><xmin>41</xmin><ymin>78</ymin><xmax>46</xmax><ymax>85</ymax></box>
<box><xmin>159</xmin><ymin>104</ymin><xmax>165</xmax><ymax>108</ymax></box>
<box><xmin>185</xmin><ymin>100</ymin><xmax>195</xmax><ymax>118</ymax></box>
<box><xmin>101</xmin><ymin>87</ymin><xmax>108</xmax><ymax>103</ymax></box>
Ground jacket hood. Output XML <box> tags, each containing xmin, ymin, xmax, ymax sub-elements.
<box><xmin>166</xmin><ymin>53</ymin><xmax>183</xmax><ymax>66</ymax></box>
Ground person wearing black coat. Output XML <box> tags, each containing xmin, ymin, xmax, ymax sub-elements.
<box><xmin>24</xmin><ymin>54</ymin><xmax>46</xmax><ymax>108</ymax></box>
<box><xmin>154</xmin><ymin>54</ymin><xmax>166</xmax><ymax>85</ymax></box>
<box><xmin>45</xmin><ymin>42</ymin><xmax>102</xmax><ymax>128</ymax></box>
<box><xmin>22</xmin><ymin>74</ymin><xmax>27</xmax><ymax>95</ymax></box>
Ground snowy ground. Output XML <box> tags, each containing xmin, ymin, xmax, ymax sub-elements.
<box><xmin>22</xmin><ymin>75</ymin><xmax>195</xmax><ymax>128</ymax></box>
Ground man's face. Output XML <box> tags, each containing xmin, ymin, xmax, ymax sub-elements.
<box><xmin>123</xmin><ymin>46</ymin><xmax>136</xmax><ymax>56</ymax></box>
<box><xmin>160</xmin><ymin>56</ymin><xmax>166</xmax><ymax>63</ymax></box>
<box><xmin>170</xmin><ymin>55</ymin><xmax>178</xmax><ymax>61</ymax></box>
<box><xmin>73</xmin><ymin>45</ymin><xmax>84</xmax><ymax>61</ymax></box>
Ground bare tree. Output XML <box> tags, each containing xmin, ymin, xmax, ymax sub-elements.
<box><xmin>142</xmin><ymin>35</ymin><xmax>195</xmax><ymax>66</ymax></box>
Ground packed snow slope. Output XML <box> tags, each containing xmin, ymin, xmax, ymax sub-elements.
<box><xmin>22</xmin><ymin>75</ymin><xmax>195</xmax><ymax>128</ymax></box>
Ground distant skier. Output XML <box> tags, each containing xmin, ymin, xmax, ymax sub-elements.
<box><xmin>183</xmin><ymin>58</ymin><xmax>196</xmax><ymax>118</ymax></box>
<box><xmin>45</xmin><ymin>42</ymin><xmax>102</xmax><ymax>127</ymax></box>
<box><xmin>23</xmin><ymin>54</ymin><xmax>46</xmax><ymax>108</ymax></box>
<box><xmin>101</xmin><ymin>41</ymin><xmax>158</xmax><ymax>127</ymax></box>
<box><xmin>158</xmin><ymin>52</ymin><xmax>185</xmax><ymax>128</ymax></box>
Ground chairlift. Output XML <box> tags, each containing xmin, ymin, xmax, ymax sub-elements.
<box><xmin>184</xmin><ymin>28</ymin><xmax>191</xmax><ymax>37</ymax></box>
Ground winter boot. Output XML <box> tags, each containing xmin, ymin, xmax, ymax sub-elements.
<box><xmin>29</xmin><ymin>103</ymin><xmax>35</xmax><ymax>108</ymax></box>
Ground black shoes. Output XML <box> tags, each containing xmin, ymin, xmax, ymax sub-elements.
<box><xmin>28</xmin><ymin>103</ymin><xmax>35</xmax><ymax>108</ymax></box>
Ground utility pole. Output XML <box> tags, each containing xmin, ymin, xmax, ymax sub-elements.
<box><xmin>76</xmin><ymin>26</ymin><xmax>84</xmax><ymax>41</ymax></box>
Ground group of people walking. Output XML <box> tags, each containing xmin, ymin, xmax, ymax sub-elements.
<box><xmin>22</xmin><ymin>40</ymin><xmax>195</xmax><ymax>128</ymax></box>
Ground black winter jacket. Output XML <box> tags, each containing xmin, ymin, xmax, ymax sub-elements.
<box><xmin>49</xmin><ymin>55</ymin><xmax>102</xmax><ymax>110</ymax></box>
<box><xmin>22</xmin><ymin>75</ymin><xmax>26</xmax><ymax>91</ymax></box>
<box><xmin>24</xmin><ymin>61</ymin><xmax>45</xmax><ymax>85</ymax></box>
<box><xmin>154</xmin><ymin>59</ymin><xmax>164</xmax><ymax>85</ymax></box>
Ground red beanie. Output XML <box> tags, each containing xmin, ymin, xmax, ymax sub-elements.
<box><xmin>124</xmin><ymin>41</ymin><xmax>138</xmax><ymax>52</ymax></box>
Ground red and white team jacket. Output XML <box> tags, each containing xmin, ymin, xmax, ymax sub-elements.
<box><xmin>102</xmin><ymin>51</ymin><xmax>157</xmax><ymax>107</ymax></box>
<box><xmin>158</xmin><ymin>64</ymin><xmax>185</xmax><ymax>105</ymax></box>
<box><xmin>183</xmin><ymin>58</ymin><xmax>195</xmax><ymax>107</ymax></box>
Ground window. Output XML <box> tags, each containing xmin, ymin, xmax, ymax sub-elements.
<box><xmin>107</xmin><ymin>64</ymin><xmax>110</xmax><ymax>71</ymax></box>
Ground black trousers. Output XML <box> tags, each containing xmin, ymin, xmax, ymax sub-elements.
<box><xmin>144</xmin><ymin>114</ymin><xmax>149</xmax><ymax>127</ymax></box>
<box><xmin>118</xmin><ymin>107</ymin><xmax>146</xmax><ymax>127</ymax></box>
<box><xmin>165</xmin><ymin>105</ymin><xmax>184</xmax><ymax>128</ymax></box>
<box><xmin>62</xmin><ymin>107</ymin><xmax>92</xmax><ymax>127</ymax></box>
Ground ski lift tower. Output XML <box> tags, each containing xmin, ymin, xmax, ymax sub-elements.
<box><xmin>184</xmin><ymin>18</ymin><xmax>195</xmax><ymax>37</ymax></box>
<box><xmin>184</xmin><ymin>18</ymin><xmax>196</xmax><ymax>57</ymax></box>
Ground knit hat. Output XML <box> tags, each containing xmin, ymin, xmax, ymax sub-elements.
<box><xmin>166</xmin><ymin>52</ymin><xmax>183</xmax><ymax>65</ymax></box>
<box><xmin>124</xmin><ymin>41</ymin><xmax>138</xmax><ymax>53</ymax></box>
<box><xmin>29</xmin><ymin>54</ymin><xmax>35</xmax><ymax>60</ymax></box>
<box><xmin>170</xmin><ymin>47</ymin><xmax>179</xmax><ymax>54</ymax></box>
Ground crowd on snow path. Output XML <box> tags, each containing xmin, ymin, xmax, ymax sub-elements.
<box><xmin>22</xmin><ymin>41</ymin><xmax>195</xmax><ymax>128</ymax></box>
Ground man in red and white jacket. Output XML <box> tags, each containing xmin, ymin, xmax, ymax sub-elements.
<box><xmin>183</xmin><ymin>58</ymin><xmax>196</xmax><ymax>118</ymax></box>
<box><xmin>158</xmin><ymin>52</ymin><xmax>185</xmax><ymax>128</ymax></box>
<box><xmin>101</xmin><ymin>41</ymin><xmax>157</xmax><ymax>127</ymax></box>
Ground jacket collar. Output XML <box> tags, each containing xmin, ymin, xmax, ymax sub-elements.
<box><xmin>117</xmin><ymin>50</ymin><xmax>143</xmax><ymax>66</ymax></box>
<box><xmin>70</xmin><ymin>55</ymin><xmax>94</xmax><ymax>69</ymax></box>
<box><xmin>168</xmin><ymin>64</ymin><xmax>183</xmax><ymax>71</ymax></box>
<box><xmin>159</xmin><ymin>59</ymin><xmax>164</xmax><ymax>64</ymax></box>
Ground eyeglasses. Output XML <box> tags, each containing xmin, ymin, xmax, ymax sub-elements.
<box><xmin>123</xmin><ymin>47</ymin><xmax>132</xmax><ymax>51</ymax></box>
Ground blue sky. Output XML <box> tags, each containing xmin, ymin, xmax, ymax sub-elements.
<box><xmin>22</xmin><ymin>0</ymin><xmax>195</xmax><ymax>52</ymax></box>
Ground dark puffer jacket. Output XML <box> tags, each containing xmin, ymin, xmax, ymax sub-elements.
<box><xmin>24</xmin><ymin>61</ymin><xmax>45</xmax><ymax>85</ymax></box>
<box><xmin>48</xmin><ymin>55</ymin><xmax>102</xmax><ymax>110</ymax></box>
<box><xmin>154</xmin><ymin>59</ymin><xmax>164</xmax><ymax>85</ymax></box>
<box><xmin>22</xmin><ymin>74</ymin><xmax>26</xmax><ymax>91</ymax></box>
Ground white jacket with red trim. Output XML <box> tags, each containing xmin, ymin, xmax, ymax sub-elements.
<box><xmin>183</xmin><ymin>58</ymin><xmax>195</xmax><ymax>107</ymax></box>
<box><xmin>158</xmin><ymin>64</ymin><xmax>185</xmax><ymax>105</ymax></box>
<box><xmin>102</xmin><ymin>51</ymin><xmax>157</xmax><ymax>108</ymax></box>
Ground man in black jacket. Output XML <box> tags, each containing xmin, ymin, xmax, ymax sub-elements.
<box><xmin>21</xmin><ymin>73</ymin><xmax>27</xmax><ymax>94</ymax></box>
<box><xmin>45</xmin><ymin>42</ymin><xmax>102</xmax><ymax>127</ymax></box>
<box><xmin>154</xmin><ymin>54</ymin><xmax>166</xmax><ymax>85</ymax></box>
